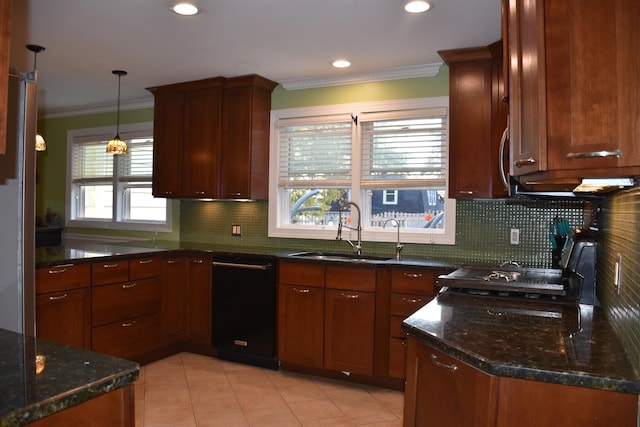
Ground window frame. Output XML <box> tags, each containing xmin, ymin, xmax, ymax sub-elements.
<box><xmin>268</xmin><ymin>97</ymin><xmax>456</xmax><ymax>245</ymax></box>
<box><xmin>65</xmin><ymin>122</ymin><xmax>173</xmax><ymax>232</ymax></box>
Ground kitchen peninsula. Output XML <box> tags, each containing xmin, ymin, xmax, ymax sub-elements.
<box><xmin>0</xmin><ymin>328</ymin><xmax>138</xmax><ymax>427</ymax></box>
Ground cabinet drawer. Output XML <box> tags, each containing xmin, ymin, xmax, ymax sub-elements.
<box><xmin>92</xmin><ymin>260</ymin><xmax>129</xmax><ymax>286</ymax></box>
<box><xmin>390</xmin><ymin>314</ymin><xmax>410</xmax><ymax>338</ymax></box>
<box><xmin>390</xmin><ymin>293</ymin><xmax>432</xmax><ymax>316</ymax></box>
<box><xmin>36</xmin><ymin>263</ymin><xmax>91</xmax><ymax>294</ymax></box>
<box><xmin>92</xmin><ymin>313</ymin><xmax>162</xmax><ymax>360</ymax></box>
<box><xmin>391</xmin><ymin>268</ymin><xmax>438</xmax><ymax>295</ymax></box>
<box><xmin>129</xmin><ymin>256</ymin><xmax>162</xmax><ymax>280</ymax></box>
<box><xmin>279</xmin><ymin>262</ymin><xmax>324</xmax><ymax>288</ymax></box>
<box><xmin>326</xmin><ymin>265</ymin><xmax>376</xmax><ymax>292</ymax></box>
<box><xmin>92</xmin><ymin>277</ymin><xmax>162</xmax><ymax>326</ymax></box>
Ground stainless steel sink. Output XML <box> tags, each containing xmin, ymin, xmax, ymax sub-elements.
<box><xmin>288</xmin><ymin>251</ymin><xmax>392</xmax><ymax>263</ymax></box>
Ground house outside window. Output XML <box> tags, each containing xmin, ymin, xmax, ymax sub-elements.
<box><xmin>268</xmin><ymin>97</ymin><xmax>455</xmax><ymax>245</ymax></box>
<box><xmin>66</xmin><ymin>122</ymin><xmax>172</xmax><ymax>232</ymax></box>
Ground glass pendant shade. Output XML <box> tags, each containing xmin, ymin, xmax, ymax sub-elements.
<box><xmin>106</xmin><ymin>135</ymin><xmax>128</xmax><ymax>154</ymax></box>
<box><xmin>35</xmin><ymin>133</ymin><xmax>46</xmax><ymax>151</ymax></box>
<box><xmin>108</xmin><ymin>70</ymin><xmax>128</xmax><ymax>154</ymax></box>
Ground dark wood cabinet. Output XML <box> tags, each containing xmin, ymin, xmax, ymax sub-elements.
<box><xmin>220</xmin><ymin>75</ymin><xmax>277</xmax><ymax>200</ymax></box>
<box><xmin>404</xmin><ymin>339</ymin><xmax>499</xmax><ymax>427</ymax></box>
<box><xmin>324</xmin><ymin>266</ymin><xmax>376</xmax><ymax>376</ymax></box>
<box><xmin>277</xmin><ymin>262</ymin><xmax>325</xmax><ymax>367</ymax></box>
<box><xmin>440</xmin><ymin>41</ymin><xmax>509</xmax><ymax>199</ymax></box>
<box><xmin>148</xmin><ymin>74</ymin><xmax>276</xmax><ymax>200</ymax></box>
<box><xmin>149</xmin><ymin>78</ymin><xmax>223</xmax><ymax>198</ymax></box>
<box><xmin>186</xmin><ymin>255</ymin><xmax>212</xmax><ymax>347</ymax></box>
<box><xmin>0</xmin><ymin>0</ymin><xmax>11</xmax><ymax>155</ymax></box>
<box><xmin>91</xmin><ymin>259</ymin><xmax>163</xmax><ymax>361</ymax></box>
<box><xmin>507</xmin><ymin>0</ymin><xmax>640</xmax><ymax>184</ymax></box>
<box><xmin>388</xmin><ymin>267</ymin><xmax>443</xmax><ymax>379</ymax></box>
<box><xmin>160</xmin><ymin>255</ymin><xmax>187</xmax><ymax>344</ymax></box>
<box><xmin>35</xmin><ymin>263</ymin><xmax>91</xmax><ymax>349</ymax></box>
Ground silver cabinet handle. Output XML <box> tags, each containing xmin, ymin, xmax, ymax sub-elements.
<box><xmin>430</xmin><ymin>354</ymin><xmax>458</xmax><ymax>371</ymax></box>
<box><xmin>122</xmin><ymin>283</ymin><xmax>136</xmax><ymax>289</ymax></box>
<box><xmin>48</xmin><ymin>268</ymin><xmax>67</xmax><ymax>274</ymax></box>
<box><xmin>566</xmin><ymin>149</ymin><xmax>621</xmax><ymax>159</ymax></box>
<box><xmin>341</xmin><ymin>292</ymin><xmax>359</xmax><ymax>299</ymax></box>
<box><xmin>514</xmin><ymin>157</ymin><xmax>537</xmax><ymax>167</ymax></box>
<box><xmin>402</xmin><ymin>297</ymin><xmax>423</xmax><ymax>304</ymax></box>
<box><xmin>293</xmin><ymin>287</ymin><xmax>310</xmax><ymax>293</ymax></box>
<box><xmin>191</xmin><ymin>259</ymin><xmax>204</xmax><ymax>264</ymax></box>
<box><xmin>48</xmin><ymin>293</ymin><xmax>68</xmax><ymax>301</ymax></box>
<box><xmin>137</xmin><ymin>259</ymin><xmax>153</xmax><ymax>265</ymax></box>
<box><xmin>122</xmin><ymin>321</ymin><xmax>136</xmax><ymax>327</ymax></box>
<box><xmin>458</xmin><ymin>190</ymin><xmax>476</xmax><ymax>195</ymax></box>
<box><xmin>498</xmin><ymin>125</ymin><xmax>509</xmax><ymax>191</ymax></box>
<box><xmin>103</xmin><ymin>263</ymin><xmax>119</xmax><ymax>268</ymax></box>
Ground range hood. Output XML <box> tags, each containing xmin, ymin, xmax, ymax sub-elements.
<box><xmin>511</xmin><ymin>176</ymin><xmax>636</xmax><ymax>198</ymax></box>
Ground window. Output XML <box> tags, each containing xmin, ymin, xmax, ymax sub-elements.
<box><xmin>268</xmin><ymin>97</ymin><xmax>456</xmax><ymax>245</ymax></box>
<box><xmin>66</xmin><ymin>122</ymin><xmax>172</xmax><ymax>232</ymax></box>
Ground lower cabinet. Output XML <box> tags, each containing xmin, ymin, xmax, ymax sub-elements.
<box><xmin>161</xmin><ymin>256</ymin><xmax>188</xmax><ymax>345</ymax></box>
<box><xmin>35</xmin><ymin>263</ymin><xmax>92</xmax><ymax>349</ymax></box>
<box><xmin>404</xmin><ymin>337</ymin><xmax>639</xmax><ymax>427</ymax></box>
<box><xmin>404</xmin><ymin>339</ymin><xmax>498</xmax><ymax>427</ymax></box>
<box><xmin>277</xmin><ymin>262</ymin><xmax>376</xmax><ymax>376</ymax></box>
<box><xmin>186</xmin><ymin>255</ymin><xmax>213</xmax><ymax>347</ymax></box>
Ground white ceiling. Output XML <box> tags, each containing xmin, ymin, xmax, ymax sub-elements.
<box><xmin>23</xmin><ymin>0</ymin><xmax>501</xmax><ymax>117</ymax></box>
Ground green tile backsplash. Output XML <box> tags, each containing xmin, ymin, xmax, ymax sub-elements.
<box><xmin>596</xmin><ymin>186</ymin><xmax>640</xmax><ymax>372</ymax></box>
<box><xmin>180</xmin><ymin>198</ymin><xmax>588</xmax><ymax>268</ymax></box>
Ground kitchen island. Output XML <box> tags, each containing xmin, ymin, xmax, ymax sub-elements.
<box><xmin>402</xmin><ymin>292</ymin><xmax>640</xmax><ymax>426</ymax></box>
<box><xmin>0</xmin><ymin>328</ymin><xmax>139</xmax><ymax>427</ymax></box>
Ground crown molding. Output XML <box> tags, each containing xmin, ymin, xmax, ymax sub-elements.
<box><xmin>280</xmin><ymin>62</ymin><xmax>444</xmax><ymax>90</ymax></box>
<box><xmin>41</xmin><ymin>98</ymin><xmax>154</xmax><ymax>119</ymax></box>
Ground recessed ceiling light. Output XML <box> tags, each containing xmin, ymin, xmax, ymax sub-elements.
<box><xmin>404</xmin><ymin>1</ymin><xmax>431</xmax><ymax>13</ymax></box>
<box><xmin>332</xmin><ymin>59</ymin><xmax>351</xmax><ymax>69</ymax></box>
<box><xmin>172</xmin><ymin>2</ymin><xmax>199</xmax><ymax>16</ymax></box>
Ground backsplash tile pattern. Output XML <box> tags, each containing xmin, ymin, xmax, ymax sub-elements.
<box><xmin>597</xmin><ymin>186</ymin><xmax>640</xmax><ymax>372</ymax></box>
<box><xmin>180</xmin><ymin>198</ymin><xmax>586</xmax><ymax>268</ymax></box>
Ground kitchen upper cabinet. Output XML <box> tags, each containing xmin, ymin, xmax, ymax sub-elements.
<box><xmin>440</xmin><ymin>41</ymin><xmax>509</xmax><ymax>199</ymax></box>
<box><xmin>507</xmin><ymin>0</ymin><xmax>640</xmax><ymax>183</ymax></box>
<box><xmin>148</xmin><ymin>74</ymin><xmax>276</xmax><ymax>200</ymax></box>
<box><xmin>148</xmin><ymin>77</ymin><xmax>223</xmax><ymax>198</ymax></box>
<box><xmin>221</xmin><ymin>75</ymin><xmax>277</xmax><ymax>200</ymax></box>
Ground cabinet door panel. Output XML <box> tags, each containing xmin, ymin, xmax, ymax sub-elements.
<box><xmin>161</xmin><ymin>257</ymin><xmax>187</xmax><ymax>343</ymax></box>
<box><xmin>326</xmin><ymin>265</ymin><xmax>376</xmax><ymax>292</ymax></box>
<box><xmin>36</xmin><ymin>288</ymin><xmax>91</xmax><ymax>349</ymax></box>
<box><xmin>187</xmin><ymin>256</ymin><xmax>212</xmax><ymax>346</ymax></box>
<box><xmin>152</xmin><ymin>89</ymin><xmax>184</xmax><ymax>197</ymax></box>
<box><xmin>277</xmin><ymin>284</ymin><xmax>324</xmax><ymax>367</ymax></box>
<box><xmin>92</xmin><ymin>260</ymin><xmax>129</xmax><ymax>286</ymax></box>
<box><xmin>388</xmin><ymin>337</ymin><xmax>408</xmax><ymax>378</ymax></box>
<box><xmin>391</xmin><ymin>268</ymin><xmax>438</xmax><ymax>295</ymax></box>
<box><xmin>279</xmin><ymin>262</ymin><xmax>324</xmax><ymax>287</ymax></box>
<box><xmin>92</xmin><ymin>313</ymin><xmax>162</xmax><ymax>360</ymax></box>
<box><xmin>36</xmin><ymin>263</ymin><xmax>91</xmax><ymax>294</ymax></box>
<box><xmin>324</xmin><ymin>289</ymin><xmax>375</xmax><ymax>376</ymax></box>
<box><xmin>129</xmin><ymin>257</ymin><xmax>161</xmax><ymax>280</ymax></box>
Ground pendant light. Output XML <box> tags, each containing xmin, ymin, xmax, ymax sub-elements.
<box><xmin>27</xmin><ymin>44</ymin><xmax>47</xmax><ymax>152</ymax></box>
<box><xmin>106</xmin><ymin>70</ymin><xmax>128</xmax><ymax>155</ymax></box>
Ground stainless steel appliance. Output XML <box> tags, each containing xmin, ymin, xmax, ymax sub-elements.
<box><xmin>0</xmin><ymin>66</ymin><xmax>38</xmax><ymax>335</ymax></box>
<box><xmin>436</xmin><ymin>229</ymin><xmax>597</xmax><ymax>305</ymax></box>
<box><xmin>211</xmin><ymin>254</ymin><xmax>279</xmax><ymax>369</ymax></box>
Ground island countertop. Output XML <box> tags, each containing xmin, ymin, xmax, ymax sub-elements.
<box><xmin>402</xmin><ymin>292</ymin><xmax>640</xmax><ymax>394</ymax></box>
<box><xmin>0</xmin><ymin>329</ymin><xmax>139</xmax><ymax>427</ymax></box>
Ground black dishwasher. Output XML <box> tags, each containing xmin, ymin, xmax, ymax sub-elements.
<box><xmin>211</xmin><ymin>254</ymin><xmax>279</xmax><ymax>369</ymax></box>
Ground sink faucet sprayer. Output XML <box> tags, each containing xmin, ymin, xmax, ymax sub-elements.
<box><xmin>383</xmin><ymin>218</ymin><xmax>404</xmax><ymax>260</ymax></box>
<box><xmin>336</xmin><ymin>201</ymin><xmax>362</xmax><ymax>255</ymax></box>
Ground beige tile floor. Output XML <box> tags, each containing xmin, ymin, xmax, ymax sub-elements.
<box><xmin>135</xmin><ymin>352</ymin><xmax>404</xmax><ymax>427</ymax></box>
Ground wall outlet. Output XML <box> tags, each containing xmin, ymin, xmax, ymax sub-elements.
<box><xmin>510</xmin><ymin>228</ymin><xmax>520</xmax><ymax>245</ymax></box>
<box><xmin>232</xmin><ymin>224</ymin><xmax>242</xmax><ymax>236</ymax></box>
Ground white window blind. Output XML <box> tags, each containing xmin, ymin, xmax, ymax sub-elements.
<box><xmin>71</xmin><ymin>140</ymin><xmax>113</xmax><ymax>184</ymax></box>
<box><xmin>360</xmin><ymin>107</ymin><xmax>447</xmax><ymax>189</ymax></box>
<box><xmin>118</xmin><ymin>137</ymin><xmax>154</xmax><ymax>182</ymax></box>
<box><xmin>277</xmin><ymin>115</ymin><xmax>352</xmax><ymax>188</ymax></box>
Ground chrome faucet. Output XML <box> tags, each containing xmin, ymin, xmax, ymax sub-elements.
<box><xmin>336</xmin><ymin>201</ymin><xmax>362</xmax><ymax>255</ymax></box>
<box><xmin>383</xmin><ymin>218</ymin><xmax>404</xmax><ymax>260</ymax></box>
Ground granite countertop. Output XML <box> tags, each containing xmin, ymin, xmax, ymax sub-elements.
<box><xmin>35</xmin><ymin>239</ymin><xmax>458</xmax><ymax>270</ymax></box>
<box><xmin>402</xmin><ymin>292</ymin><xmax>640</xmax><ymax>394</ymax></box>
<box><xmin>0</xmin><ymin>329</ymin><xmax>139</xmax><ymax>427</ymax></box>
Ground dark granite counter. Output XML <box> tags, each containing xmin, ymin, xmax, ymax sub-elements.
<box><xmin>0</xmin><ymin>328</ymin><xmax>139</xmax><ymax>426</ymax></box>
<box><xmin>402</xmin><ymin>292</ymin><xmax>640</xmax><ymax>394</ymax></box>
<box><xmin>35</xmin><ymin>239</ymin><xmax>459</xmax><ymax>270</ymax></box>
